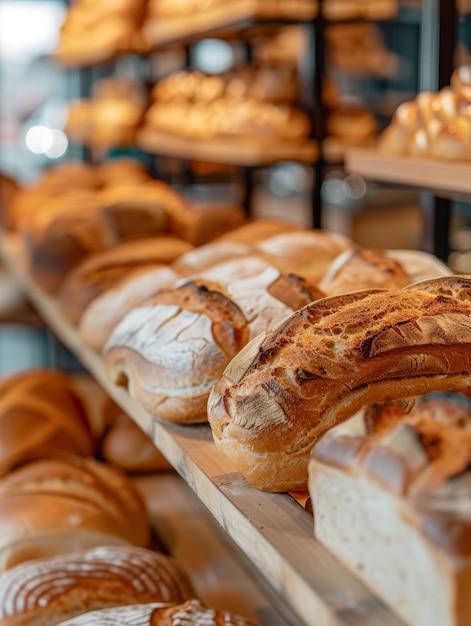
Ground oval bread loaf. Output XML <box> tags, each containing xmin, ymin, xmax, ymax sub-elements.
<box><xmin>0</xmin><ymin>546</ymin><xmax>194</xmax><ymax>626</ymax></box>
<box><xmin>104</xmin><ymin>256</ymin><xmax>324</xmax><ymax>424</ymax></box>
<box><xmin>208</xmin><ymin>276</ymin><xmax>471</xmax><ymax>492</ymax></box>
<box><xmin>0</xmin><ymin>456</ymin><xmax>150</xmax><ymax>571</ymax></box>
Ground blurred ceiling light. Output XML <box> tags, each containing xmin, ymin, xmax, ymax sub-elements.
<box><xmin>45</xmin><ymin>129</ymin><xmax>68</xmax><ymax>158</ymax></box>
<box><xmin>25</xmin><ymin>125</ymin><xmax>54</xmax><ymax>154</ymax></box>
<box><xmin>0</xmin><ymin>1</ymin><xmax>65</xmax><ymax>62</ymax></box>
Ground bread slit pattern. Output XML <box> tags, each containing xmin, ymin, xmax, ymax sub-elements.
<box><xmin>208</xmin><ymin>276</ymin><xmax>471</xmax><ymax>492</ymax></box>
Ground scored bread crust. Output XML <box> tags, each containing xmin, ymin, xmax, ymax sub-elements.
<box><xmin>52</xmin><ymin>599</ymin><xmax>257</xmax><ymax>626</ymax></box>
<box><xmin>208</xmin><ymin>275</ymin><xmax>471</xmax><ymax>492</ymax></box>
<box><xmin>0</xmin><ymin>456</ymin><xmax>150</xmax><ymax>571</ymax></box>
<box><xmin>104</xmin><ymin>256</ymin><xmax>324</xmax><ymax>424</ymax></box>
<box><xmin>0</xmin><ymin>546</ymin><xmax>194</xmax><ymax>626</ymax></box>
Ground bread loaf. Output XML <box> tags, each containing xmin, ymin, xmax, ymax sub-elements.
<box><xmin>54</xmin><ymin>599</ymin><xmax>257</xmax><ymax>626</ymax></box>
<box><xmin>105</xmin><ymin>256</ymin><xmax>324</xmax><ymax>424</ymax></box>
<box><xmin>0</xmin><ymin>369</ymin><xmax>94</xmax><ymax>477</ymax></box>
<box><xmin>208</xmin><ymin>275</ymin><xmax>471</xmax><ymax>492</ymax></box>
<box><xmin>215</xmin><ymin>219</ymin><xmax>302</xmax><ymax>245</ymax></box>
<box><xmin>100</xmin><ymin>411</ymin><xmax>173</xmax><ymax>474</ymax></box>
<box><xmin>0</xmin><ymin>545</ymin><xmax>194</xmax><ymax>625</ymax></box>
<box><xmin>0</xmin><ymin>456</ymin><xmax>150</xmax><ymax>571</ymax></box>
<box><xmin>309</xmin><ymin>391</ymin><xmax>471</xmax><ymax>626</ymax></box>
<box><xmin>57</xmin><ymin>236</ymin><xmax>193</xmax><ymax>324</ymax></box>
<box><xmin>79</xmin><ymin>265</ymin><xmax>182</xmax><ymax>351</ymax></box>
<box><xmin>318</xmin><ymin>247</ymin><xmax>452</xmax><ymax>295</ymax></box>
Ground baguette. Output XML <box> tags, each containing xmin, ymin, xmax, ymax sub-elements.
<box><xmin>0</xmin><ymin>546</ymin><xmax>194</xmax><ymax>626</ymax></box>
<box><xmin>208</xmin><ymin>275</ymin><xmax>471</xmax><ymax>492</ymax></box>
<box><xmin>309</xmin><ymin>391</ymin><xmax>471</xmax><ymax>626</ymax></box>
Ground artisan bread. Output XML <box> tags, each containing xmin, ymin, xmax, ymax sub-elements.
<box><xmin>309</xmin><ymin>391</ymin><xmax>471</xmax><ymax>626</ymax></box>
<box><xmin>0</xmin><ymin>456</ymin><xmax>150</xmax><ymax>571</ymax></box>
<box><xmin>78</xmin><ymin>265</ymin><xmax>181</xmax><ymax>351</ymax></box>
<box><xmin>54</xmin><ymin>599</ymin><xmax>256</xmax><ymax>626</ymax></box>
<box><xmin>318</xmin><ymin>247</ymin><xmax>452</xmax><ymax>295</ymax></box>
<box><xmin>57</xmin><ymin>236</ymin><xmax>193</xmax><ymax>324</ymax></box>
<box><xmin>0</xmin><ymin>369</ymin><xmax>94</xmax><ymax>477</ymax></box>
<box><xmin>208</xmin><ymin>275</ymin><xmax>471</xmax><ymax>492</ymax></box>
<box><xmin>79</xmin><ymin>240</ymin><xmax>253</xmax><ymax>352</ymax></box>
<box><xmin>0</xmin><ymin>545</ymin><xmax>194</xmax><ymax>626</ymax></box>
<box><xmin>104</xmin><ymin>256</ymin><xmax>324</xmax><ymax>424</ymax></box>
<box><xmin>100</xmin><ymin>411</ymin><xmax>173</xmax><ymax>474</ymax></box>
<box><xmin>215</xmin><ymin>218</ymin><xmax>302</xmax><ymax>244</ymax></box>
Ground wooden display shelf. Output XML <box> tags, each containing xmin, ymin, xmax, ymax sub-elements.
<box><xmin>137</xmin><ymin>127</ymin><xmax>318</xmax><ymax>166</ymax></box>
<box><xmin>143</xmin><ymin>0</ymin><xmax>398</xmax><ymax>49</ymax></box>
<box><xmin>345</xmin><ymin>148</ymin><xmax>471</xmax><ymax>199</ymax></box>
<box><xmin>0</xmin><ymin>233</ymin><xmax>403</xmax><ymax>626</ymax></box>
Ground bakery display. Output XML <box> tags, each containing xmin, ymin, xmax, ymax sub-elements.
<box><xmin>208</xmin><ymin>275</ymin><xmax>471</xmax><ymax>492</ymax></box>
<box><xmin>0</xmin><ymin>545</ymin><xmax>194</xmax><ymax>625</ymax></box>
<box><xmin>378</xmin><ymin>65</ymin><xmax>471</xmax><ymax>160</ymax></box>
<box><xmin>309</xmin><ymin>391</ymin><xmax>471</xmax><ymax>626</ymax></box>
<box><xmin>0</xmin><ymin>456</ymin><xmax>150</xmax><ymax>571</ymax></box>
<box><xmin>0</xmin><ymin>369</ymin><xmax>94</xmax><ymax>477</ymax></box>
<box><xmin>54</xmin><ymin>599</ymin><xmax>257</xmax><ymax>626</ymax></box>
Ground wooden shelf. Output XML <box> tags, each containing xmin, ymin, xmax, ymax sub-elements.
<box><xmin>345</xmin><ymin>148</ymin><xmax>471</xmax><ymax>200</ymax></box>
<box><xmin>0</xmin><ymin>233</ymin><xmax>403</xmax><ymax>626</ymax></box>
<box><xmin>143</xmin><ymin>0</ymin><xmax>398</xmax><ymax>49</ymax></box>
<box><xmin>137</xmin><ymin>127</ymin><xmax>318</xmax><ymax>166</ymax></box>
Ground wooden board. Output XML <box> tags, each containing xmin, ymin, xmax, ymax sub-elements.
<box><xmin>345</xmin><ymin>148</ymin><xmax>471</xmax><ymax>198</ymax></box>
<box><xmin>137</xmin><ymin>128</ymin><xmax>318</xmax><ymax>166</ymax></box>
<box><xmin>143</xmin><ymin>0</ymin><xmax>398</xmax><ymax>49</ymax></box>
<box><xmin>0</xmin><ymin>233</ymin><xmax>404</xmax><ymax>626</ymax></box>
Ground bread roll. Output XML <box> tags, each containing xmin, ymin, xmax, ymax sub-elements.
<box><xmin>54</xmin><ymin>599</ymin><xmax>257</xmax><ymax>626</ymax></box>
<box><xmin>0</xmin><ymin>545</ymin><xmax>194</xmax><ymax>625</ymax></box>
<box><xmin>0</xmin><ymin>456</ymin><xmax>150</xmax><ymax>571</ymax></box>
<box><xmin>0</xmin><ymin>369</ymin><xmax>94</xmax><ymax>477</ymax></box>
<box><xmin>104</xmin><ymin>256</ymin><xmax>324</xmax><ymax>424</ymax></box>
<box><xmin>309</xmin><ymin>391</ymin><xmax>471</xmax><ymax>626</ymax></box>
<box><xmin>57</xmin><ymin>236</ymin><xmax>194</xmax><ymax>324</ymax></box>
<box><xmin>79</xmin><ymin>265</ymin><xmax>182</xmax><ymax>351</ymax></box>
<box><xmin>209</xmin><ymin>218</ymin><xmax>302</xmax><ymax>245</ymax></box>
<box><xmin>100</xmin><ymin>411</ymin><xmax>173</xmax><ymax>474</ymax></box>
<box><xmin>208</xmin><ymin>275</ymin><xmax>471</xmax><ymax>492</ymax></box>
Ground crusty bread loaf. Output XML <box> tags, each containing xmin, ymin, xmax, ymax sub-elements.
<box><xmin>0</xmin><ymin>456</ymin><xmax>150</xmax><ymax>571</ymax></box>
<box><xmin>100</xmin><ymin>411</ymin><xmax>173</xmax><ymax>474</ymax></box>
<box><xmin>172</xmin><ymin>240</ymin><xmax>254</xmax><ymax>275</ymax></box>
<box><xmin>78</xmin><ymin>265</ymin><xmax>181</xmax><ymax>351</ymax></box>
<box><xmin>0</xmin><ymin>369</ymin><xmax>94</xmax><ymax>477</ymax></box>
<box><xmin>57</xmin><ymin>236</ymin><xmax>193</xmax><ymax>324</ymax></box>
<box><xmin>255</xmin><ymin>229</ymin><xmax>354</xmax><ymax>279</ymax></box>
<box><xmin>309</xmin><ymin>391</ymin><xmax>471</xmax><ymax>626</ymax></box>
<box><xmin>215</xmin><ymin>219</ymin><xmax>302</xmax><ymax>245</ymax></box>
<box><xmin>0</xmin><ymin>545</ymin><xmax>194</xmax><ymax>626</ymax></box>
<box><xmin>318</xmin><ymin>247</ymin><xmax>452</xmax><ymax>295</ymax></box>
<box><xmin>208</xmin><ymin>275</ymin><xmax>471</xmax><ymax>492</ymax></box>
<box><xmin>105</xmin><ymin>256</ymin><xmax>325</xmax><ymax>424</ymax></box>
<box><xmin>54</xmin><ymin>599</ymin><xmax>257</xmax><ymax>626</ymax></box>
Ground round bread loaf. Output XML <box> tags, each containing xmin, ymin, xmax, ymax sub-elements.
<box><xmin>0</xmin><ymin>369</ymin><xmax>94</xmax><ymax>477</ymax></box>
<box><xmin>54</xmin><ymin>599</ymin><xmax>257</xmax><ymax>626</ymax></box>
<box><xmin>0</xmin><ymin>456</ymin><xmax>150</xmax><ymax>571</ymax></box>
<box><xmin>0</xmin><ymin>546</ymin><xmax>194</xmax><ymax>626</ymax></box>
<box><xmin>208</xmin><ymin>276</ymin><xmax>471</xmax><ymax>492</ymax></box>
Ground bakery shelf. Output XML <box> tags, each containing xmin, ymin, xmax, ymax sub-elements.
<box><xmin>143</xmin><ymin>0</ymin><xmax>398</xmax><ymax>49</ymax></box>
<box><xmin>345</xmin><ymin>148</ymin><xmax>471</xmax><ymax>200</ymax></box>
<box><xmin>136</xmin><ymin>127</ymin><xmax>318</xmax><ymax>166</ymax></box>
<box><xmin>0</xmin><ymin>232</ymin><xmax>404</xmax><ymax>626</ymax></box>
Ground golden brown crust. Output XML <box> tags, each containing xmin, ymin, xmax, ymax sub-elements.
<box><xmin>57</xmin><ymin>236</ymin><xmax>193</xmax><ymax>324</ymax></box>
<box><xmin>0</xmin><ymin>546</ymin><xmax>194</xmax><ymax>626</ymax></box>
<box><xmin>0</xmin><ymin>369</ymin><xmax>94</xmax><ymax>477</ymax></box>
<box><xmin>0</xmin><ymin>456</ymin><xmax>150</xmax><ymax>570</ymax></box>
<box><xmin>208</xmin><ymin>276</ymin><xmax>471</xmax><ymax>492</ymax></box>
